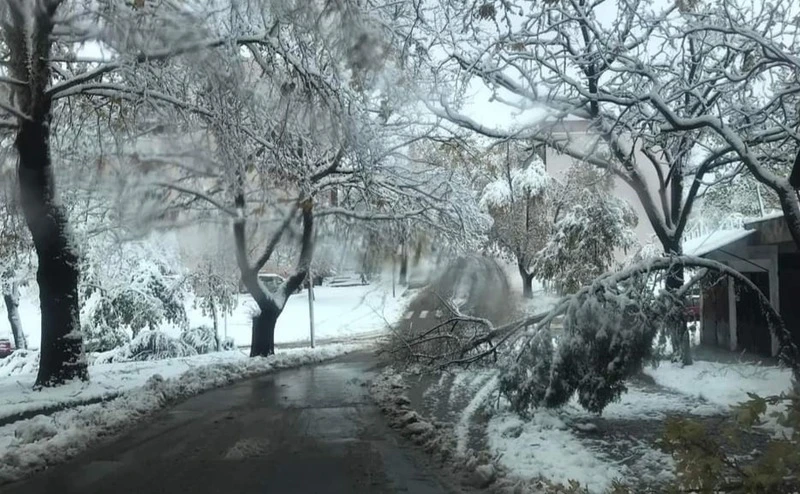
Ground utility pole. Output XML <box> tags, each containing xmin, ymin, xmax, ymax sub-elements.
<box><xmin>308</xmin><ymin>267</ymin><xmax>315</xmax><ymax>348</ymax></box>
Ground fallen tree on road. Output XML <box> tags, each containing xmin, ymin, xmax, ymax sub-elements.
<box><xmin>387</xmin><ymin>255</ymin><xmax>800</xmax><ymax>415</ymax></box>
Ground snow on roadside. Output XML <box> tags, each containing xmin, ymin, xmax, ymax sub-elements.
<box><xmin>645</xmin><ymin>360</ymin><xmax>796</xmax><ymax>436</ymax></box>
<box><xmin>0</xmin><ymin>351</ymin><xmax>250</xmax><ymax>423</ymax></box>
<box><xmin>455</xmin><ymin>372</ymin><xmax>498</xmax><ymax>456</ymax></box>
<box><xmin>488</xmin><ymin>411</ymin><xmax>624</xmax><ymax>493</ymax></box>
<box><xmin>0</xmin><ymin>343</ymin><xmax>360</xmax><ymax>485</ymax></box>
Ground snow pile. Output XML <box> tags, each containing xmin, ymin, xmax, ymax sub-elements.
<box><xmin>488</xmin><ymin>411</ymin><xmax>623</xmax><ymax>492</ymax></box>
<box><xmin>369</xmin><ymin>369</ymin><xmax>502</xmax><ymax>490</ymax></box>
<box><xmin>0</xmin><ymin>343</ymin><xmax>359</xmax><ymax>484</ymax></box>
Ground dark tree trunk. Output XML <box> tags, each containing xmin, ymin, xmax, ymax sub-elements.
<box><xmin>210</xmin><ymin>297</ymin><xmax>220</xmax><ymax>351</ymax></box>
<box><xmin>250</xmin><ymin>307</ymin><xmax>279</xmax><ymax>357</ymax></box>
<box><xmin>234</xmin><ymin>197</ymin><xmax>315</xmax><ymax>359</ymax></box>
<box><xmin>399</xmin><ymin>250</ymin><xmax>408</xmax><ymax>286</ymax></box>
<box><xmin>519</xmin><ymin>263</ymin><xmax>534</xmax><ymax>299</ymax></box>
<box><xmin>664</xmin><ymin>243</ymin><xmax>692</xmax><ymax>365</ymax></box>
<box><xmin>17</xmin><ymin>119</ymin><xmax>87</xmax><ymax>387</ymax></box>
<box><xmin>413</xmin><ymin>239</ymin><xmax>423</xmax><ymax>267</ymax></box>
<box><xmin>3</xmin><ymin>281</ymin><xmax>26</xmax><ymax>350</ymax></box>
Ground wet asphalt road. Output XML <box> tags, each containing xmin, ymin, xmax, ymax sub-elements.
<box><xmin>4</xmin><ymin>353</ymin><xmax>457</xmax><ymax>494</ymax></box>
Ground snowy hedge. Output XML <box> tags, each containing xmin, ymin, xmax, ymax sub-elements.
<box><xmin>82</xmin><ymin>323</ymin><xmax>130</xmax><ymax>354</ymax></box>
<box><xmin>94</xmin><ymin>330</ymin><xmax>197</xmax><ymax>364</ymax></box>
<box><xmin>180</xmin><ymin>326</ymin><xmax>220</xmax><ymax>354</ymax></box>
<box><xmin>0</xmin><ymin>350</ymin><xmax>39</xmax><ymax>377</ymax></box>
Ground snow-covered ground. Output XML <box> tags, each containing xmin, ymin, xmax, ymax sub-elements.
<box><xmin>645</xmin><ymin>360</ymin><xmax>794</xmax><ymax>409</ymax></box>
<box><xmin>0</xmin><ymin>343</ymin><xmax>362</xmax><ymax>484</ymax></box>
<box><xmin>0</xmin><ymin>282</ymin><xmax>406</xmax><ymax>349</ymax></box>
<box><xmin>488</xmin><ymin>360</ymin><xmax>795</xmax><ymax>492</ymax></box>
<box><xmin>391</xmin><ymin>356</ymin><xmax>796</xmax><ymax>494</ymax></box>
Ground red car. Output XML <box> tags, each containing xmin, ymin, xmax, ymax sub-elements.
<box><xmin>0</xmin><ymin>338</ymin><xmax>13</xmax><ymax>358</ymax></box>
<box><xmin>685</xmin><ymin>295</ymin><xmax>700</xmax><ymax>321</ymax></box>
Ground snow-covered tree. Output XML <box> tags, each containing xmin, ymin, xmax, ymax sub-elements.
<box><xmin>80</xmin><ymin>234</ymin><xmax>187</xmax><ymax>352</ymax></box>
<box><xmin>479</xmin><ymin>144</ymin><xmax>550</xmax><ymax>298</ymax></box>
<box><xmin>405</xmin><ymin>0</ymin><xmax>792</xmax><ymax>363</ymax></box>
<box><xmin>533</xmin><ymin>167</ymin><xmax>638</xmax><ymax>294</ymax></box>
<box><xmin>0</xmin><ymin>163</ymin><xmax>30</xmax><ymax>350</ymax></box>
<box><xmin>0</xmin><ymin>0</ymin><xmax>263</xmax><ymax>386</ymax></box>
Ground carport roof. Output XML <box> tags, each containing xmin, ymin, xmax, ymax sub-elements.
<box><xmin>684</xmin><ymin>228</ymin><xmax>756</xmax><ymax>257</ymax></box>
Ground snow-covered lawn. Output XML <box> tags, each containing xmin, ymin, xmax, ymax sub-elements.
<box><xmin>0</xmin><ymin>282</ymin><xmax>406</xmax><ymax>349</ymax></box>
<box><xmin>184</xmin><ymin>283</ymin><xmax>406</xmax><ymax>346</ymax></box>
<box><xmin>645</xmin><ymin>360</ymin><xmax>795</xmax><ymax>409</ymax></box>
<box><xmin>0</xmin><ymin>343</ymin><xmax>362</xmax><ymax>485</ymax></box>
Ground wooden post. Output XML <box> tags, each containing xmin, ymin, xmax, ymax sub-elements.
<box><xmin>308</xmin><ymin>266</ymin><xmax>315</xmax><ymax>348</ymax></box>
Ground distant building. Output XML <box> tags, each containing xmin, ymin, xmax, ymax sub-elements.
<box><xmin>534</xmin><ymin>119</ymin><xmax>661</xmax><ymax>246</ymax></box>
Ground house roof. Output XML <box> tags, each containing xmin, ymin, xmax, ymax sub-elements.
<box><xmin>744</xmin><ymin>211</ymin><xmax>785</xmax><ymax>227</ymax></box>
<box><xmin>684</xmin><ymin>228</ymin><xmax>756</xmax><ymax>257</ymax></box>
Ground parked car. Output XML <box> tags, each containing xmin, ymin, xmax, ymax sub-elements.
<box><xmin>0</xmin><ymin>338</ymin><xmax>14</xmax><ymax>358</ymax></box>
<box><xmin>258</xmin><ymin>273</ymin><xmax>285</xmax><ymax>293</ymax></box>
<box><xmin>258</xmin><ymin>274</ymin><xmax>302</xmax><ymax>295</ymax></box>
<box><xmin>685</xmin><ymin>294</ymin><xmax>700</xmax><ymax>321</ymax></box>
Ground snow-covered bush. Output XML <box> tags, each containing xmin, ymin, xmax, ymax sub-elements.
<box><xmin>221</xmin><ymin>337</ymin><xmax>236</xmax><ymax>351</ymax></box>
<box><xmin>86</xmin><ymin>271</ymin><xmax>187</xmax><ymax>337</ymax></box>
<box><xmin>98</xmin><ymin>330</ymin><xmax>197</xmax><ymax>363</ymax></box>
<box><xmin>180</xmin><ymin>326</ymin><xmax>220</xmax><ymax>354</ymax></box>
<box><xmin>80</xmin><ymin>235</ymin><xmax>188</xmax><ymax>339</ymax></box>
<box><xmin>82</xmin><ymin>323</ymin><xmax>130</xmax><ymax>353</ymax></box>
<box><xmin>500</xmin><ymin>283</ymin><xmax>662</xmax><ymax>414</ymax></box>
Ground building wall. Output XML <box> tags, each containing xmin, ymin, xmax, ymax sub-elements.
<box><xmin>701</xmin><ymin>239</ymin><xmax>785</xmax><ymax>357</ymax></box>
<box><xmin>701</xmin><ymin>277</ymin><xmax>730</xmax><ymax>349</ymax></box>
<box><xmin>779</xmin><ymin>253</ymin><xmax>800</xmax><ymax>349</ymax></box>
<box><xmin>541</xmin><ymin>124</ymin><xmax>661</xmax><ymax>247</ymax></box>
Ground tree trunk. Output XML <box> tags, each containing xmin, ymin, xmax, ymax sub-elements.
<box><xmin>250</xmin><ymin>308</ymin><xmax>279</xmax><ymax>357</ymax></box>
<box><xmin>664</xmin><ymin>245</ymin><xmax>692</xmax><ymax>365</ymax></box>
<box><xmin>3</xmin><ymin>281</ymin><xmax>26</xmax><ymax>350</ymax></box>
<box><xmin>777</xmin><ymin>187</ymin><xmax>800</xmax><ymax>250</ymax></box>
<box><xmin>413</xmin><ymin>239</ymin><xmax>423</xmax><ymax>266</ymax></box>
<box><xmin>17</xmin><ymin>118</ymin><xmax>87</xmax><ymax>387</ymax></box>
<box><xmin>399</xmin><ymin>250</ymin><xmax>408</xmax><ymax>286</ymax></box>
<box><xmin>519</xmin><ymin>263</ymin><xmax>533</xmax><ymax>299</ymax></box>
<box><xmin>210</xmin><ymin>297</ymin><xmax>220</xmax><ymax>351</ymax></box>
